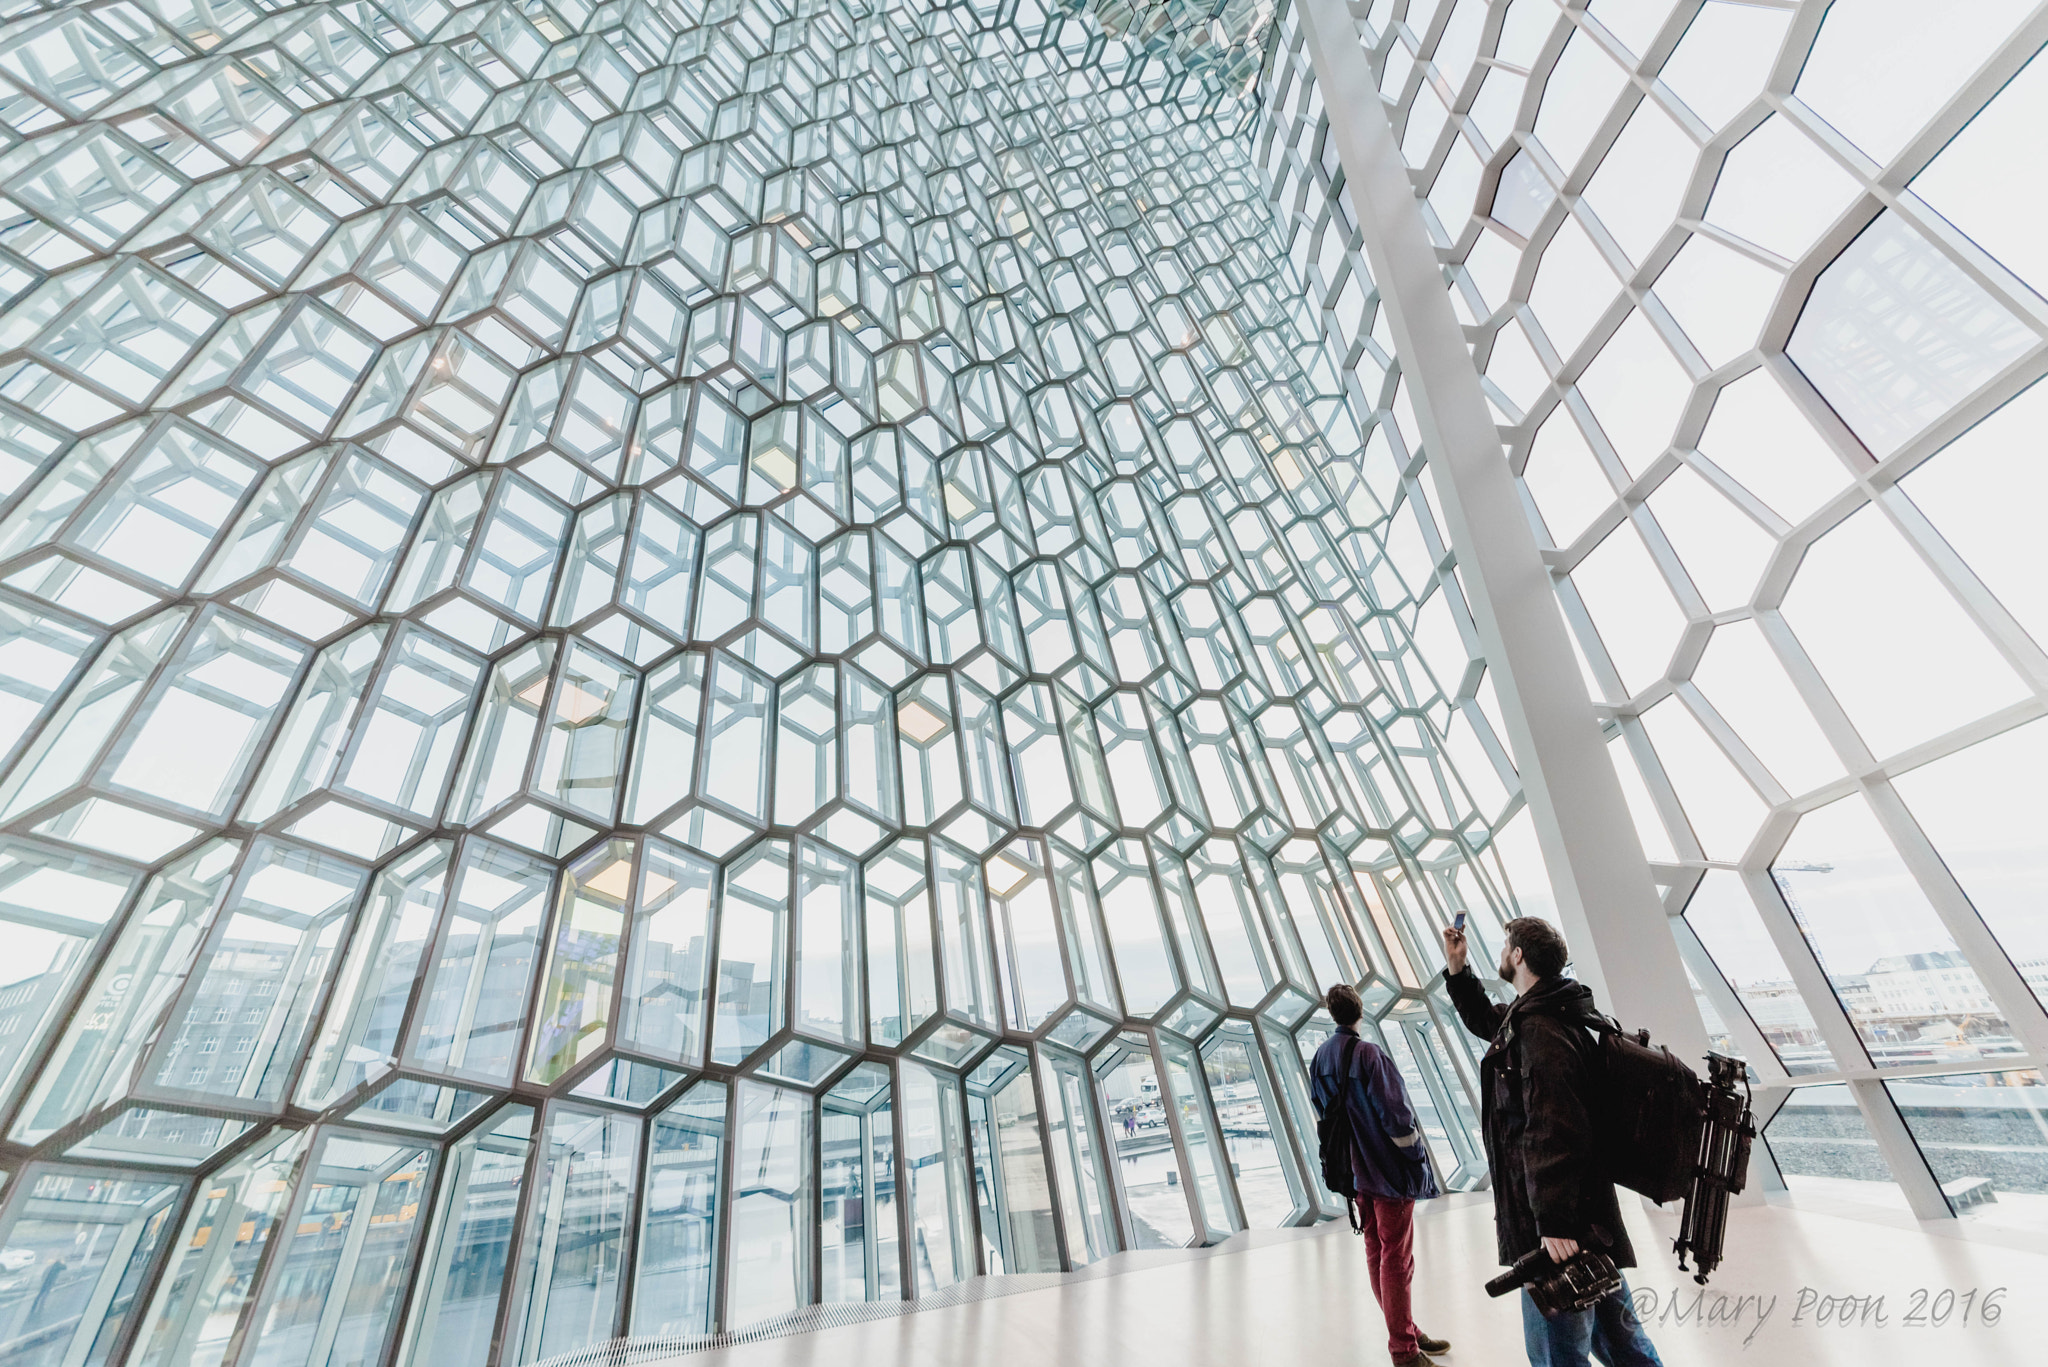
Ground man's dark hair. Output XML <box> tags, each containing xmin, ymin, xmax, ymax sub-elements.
<box><xmin>1504</xmin><ymin>916</ymin><xmax>1569</xmax><ymax>979</ymax></box>
<box><xmin>1326</xmin><ymin>982</ymin><xmax>1364</xmax><ymax>1026</ymax></box>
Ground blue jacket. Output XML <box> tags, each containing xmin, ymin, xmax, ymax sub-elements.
<box><xmin>1310</xmin><ymin>1026</ymin><xmax>1442</xmax><ymax>1202</ymax></box>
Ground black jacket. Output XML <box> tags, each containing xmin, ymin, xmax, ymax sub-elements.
<box><xmin>1444</xmin><ymin>965</ymin><xmax>1636</xmax><ymax>1269</ymax></box>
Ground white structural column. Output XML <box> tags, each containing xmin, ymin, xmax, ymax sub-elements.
<box><xmin>1291</xmin><ymin>0</ymin><xmax>1711</xmax><ymax>1067</ymax></box>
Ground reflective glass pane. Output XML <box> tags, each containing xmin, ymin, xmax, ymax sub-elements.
<box><xmin>138</xmin><ymin>1129</ymin><xmax>310</xmax><ymax>1367</ymax></box>
<box><xmin>395</xmin><ymin>1106</ymin><xmax>532</xmax><ymax>1367</ymax></box>
<box><xmin>1774</xmin><ymin>795</ymin><xmax>2011</xmax><ymax>1067</ymax></box>
<box><xmin>503</xmin><ymin>1106</ymin><xmax>638</xmax><ymax>1364</ymax></box>
<box><xmin>633</xmin><ymin>1084</ymin><xmax>725</xmax><ymax>1335</ymax></box>
<box><xmin>405</xmin><ymin>841</ymin><xmax>552</xmax><ymax>1086</ymax></box>
<box><xmin>244</xmin><ymin>1134</ymin><xmax>432</xmax><ymax>1367</ymax></box>
<box><xmin>900</xmin><ymin>1061</ymin><xmax>974</xmax><ymax>1291</ymax></box>
<box><xmin>725</xmin><ymin>1081</ymin><xmax>812</xmax><ymax>1329</ymax></box>
<box><xmin>0</xmin><ymin>1167</ymin><xmax>182</xmax><ymax>1367</ymax></box>
<box><xmin>966</xmin><ymin>1049</ymin><xmax>1059</xmax><ymax>1276</ymax></box>
<box><xmin>1683</xmin><ymin>870</ymin><xmax>1839</xmax><ymax>1076</ymax></box>
<box><xmin>1891</xmin><ymin>719</ymin><xmax>2048</xmax><ymax>1012</ymax></box>
<box><xmin>1097</xmin><ymin>1040</ymin><xmax>1192</xmax><ymax>1249</ymax></box>
<box><xmin>1763</xmin><ymin>1084</ymin><xmax>1902</xmax><ymax>1199</ymax></box>
<box><xmin>1884</xmin><ymin>1071</ymin><xmax>2048</xmax><ymax>1212</ymax></box>
<box><xmin>1200</xmin><ymin>1024</ymin><xmax>1306</xmax><ymax>1226</ymax></box>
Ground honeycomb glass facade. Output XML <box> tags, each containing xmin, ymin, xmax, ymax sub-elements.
<box><xmin>3</xmin><ymin>0</ymin><xmax>2048</xmax><ymax>1362</ymax></box>
<box><xmin>1258</xmin><ymin>0</ymin><xmax>2048</xmax><ymax>1228</ymax></box>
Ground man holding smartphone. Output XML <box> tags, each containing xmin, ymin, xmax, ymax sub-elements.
<box><xmin>1441</xmin><ymin>915</ymin><xmax>1664</xmax><ymax>1367</ymax></box>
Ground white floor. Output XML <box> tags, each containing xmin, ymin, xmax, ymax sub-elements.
<box><xmin>677</xmin><ymin>1191</ymin><xmax>2048</xmax><ymax>1367</ymax></box>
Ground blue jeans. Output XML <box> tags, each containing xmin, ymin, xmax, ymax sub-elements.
<box><xmin>1521</xmin><ymin>1276</ymin><xmax>1663</xmax><ymax>1367</ymax></box>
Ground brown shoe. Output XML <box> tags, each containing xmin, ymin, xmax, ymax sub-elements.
<box><xmin>1391</xmin><ymin>1355</ymin><xmax>1436</xmax><ymax>1367</ymax></box>
<box><xmin>1417</xmin><ymin>1330</ymin><xmax>1451</xmax><ymax>1353</ymax></box>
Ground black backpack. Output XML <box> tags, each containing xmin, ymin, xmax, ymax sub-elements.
<box><xmin>1314</xmin><ymin>1035</ymin><xmax>1367</xmax><ymax>1229</ymax></box>
<box><xmin>1582</xmin><ymin>1016</ymin><xmax>1708</xmax><ymax>1205</ymax></box>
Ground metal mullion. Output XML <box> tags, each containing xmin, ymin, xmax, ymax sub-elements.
<box><xmin>1873</xmin><ymin>487</ymin><xmax>2048</xmax><ymax>693</ymax></box>
<box><xmin>83</xmin><ymin>1164</ymin><xmax>205</xmax><ymax>1367</ymax></box>
<box><xmin>448</xmin><ymin>471</ymin><xmax>514</xmax><ymax>616</ymax></box>
<box><xmin>123</xmin><ymin>1170</ymin><xmax>237</xmax><ymax>1367</ymax></box>
<box><xmin>163</xmin><ymin>613</ymin><xmax>327</xmax><ymax>829</ymax></box>
<box><xmin>499</xmin><ymin>859</ymin><xmax>565</xmax><ymax>1093</ymax></box>
<box><xmin>262</xmin><ymin>872</ymin><xmax>376</xmax><ymax>1112</ymax></box>
<box><xmin>515</xmin><ymin>1115</ymin><xmax>575</xmax><ymax>1359</ymax></box>
<box><xmin>964</xmin><ymin>1083</ymin><xmax>1005</xmax><ymax>1275</ymax></box>
<box><xmin>945</xmin><ymin>1064</ymin><xmax>987</xmax><ymax>1278</ymax></box>
<box><xmin>1391</xmin><ymin>1009</ymin><xmax>1473</xmax><ymax>1177</ymax></box>
<box><xmin>1194</xmin><ymin>1031</ymin><xmax>1264</xmax><ymax>1231</ymax></box>
<box><xmin>231</xmin><ymin>439</ymin><xmax>345</xmax><ymax>580</ymax></box>
<box><xmin>886</xmin><ymin>1056</ymin><xmax>913</xmax><ymax>1298</ymax></box>
<box><xmin>1417</xmin><ymin>987</ymin><xmax>1482</xmax><ymax>1172</ymax></box>
<box><xmin>847</xmin><ymin>1103</ymin><xmax>876</xmax><ymax>1302</ymax></box>
<box><xmin>1022</xmin><ymin>1045</ymin><xmax>1078</xmax><ymax>1271</ymax></box>
<box><xmin>429</xmin><ymin>878</ymin><xmax>512</xmax><ymax>1085</ymax></box>
<box><xmin>4</xmin><ymin>413</ymin><xmax>161</xmax><ymax>558</ymax></box>
<box><xmin>484</xmin><ymin>1101</ymin><xmax>556</xmax><ymax>1367</ymax></box>
<box><xmin>583</xmin><ymin>836</ymin><xmax>652</xmax><ymax>1091</ymax></box>
<box><xmin>1074</xmin><ymin>1046</ymin><xmax>1133</xmax><ymax>1255</ymax></box>
<box><xmin>511</xmin><ymin>631</ymin><xmax>568</xmax><ymax>806</ymax></box>
<box><xmin>303</xmin><ymin>1166</ymin><xmax>382</xmax><ymax>1367</ymax></box>
<box><xmin>1182</xmin><ymin>1036</ymin><xmax>1249</xmax><ymax>1234</ymax></box>
<box><xmin>1136</xmin><ymin>841</ymin><xmax>1197</xmax><ymax>1006</ymax></box>
<box><xmin>269</xmin><ymin>852</ymin><xmax>400</xmax><ymax>1113</ymax></box>
<box><xmin>1845</xmin><ymin>1074</ymin><xmax>1952</xmax><ymax>1219</ymax></box>
<box><xmin>802</xmin><ymin>1084</ymin><xmax>823</xmax><ymax>1309</ymax></box>
<box><xmin>1746</xmin><ymin>609</ymin><xmax>1878</xmax><ymax>781</ymax></box>
<box><xmin>381</xmin><ymin>834</ymin><xmax>477</xmax><ymax>1093</ymax></box>
<box><xmin>1144</xmin><ymin>1031</ymin><xmax>1209</xmax><ymax>1243</ymax></box>
<box><xmin>612</xmin><ymin>1099</ymin><xmax>655</xmax><ymax>1339</ymax></box>
<box><xmin>387</xmin><ymin>1125</ymin><xmax>478</xmax><ymax>1367</ymax></box>
<box><xmin>1029</xmin><ymin>833</ymin><xmax>1085</xmax><ymax>1030</ymax></box>
<box><xmin>709</xmin><ymin>1081</ymin><xmax>739</xmax><ymax>1334</ymax></box>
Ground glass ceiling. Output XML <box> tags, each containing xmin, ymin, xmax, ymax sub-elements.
<box><xmin>2</xmin><ymin>0</ymin><xmax>2047</xmax><ymax>1361</ymax></box>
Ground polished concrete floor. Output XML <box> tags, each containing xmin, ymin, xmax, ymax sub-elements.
<box><xmin>677</xmin><ymin>1191</ymin><xmax>2048</xmax><ymax>1367</ymax></box>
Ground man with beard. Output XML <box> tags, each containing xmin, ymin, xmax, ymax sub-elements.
<box><xmin>1442</xmin><ymin>916</ymin><xmax>1664</xmax><ymax>1367</ymax></box>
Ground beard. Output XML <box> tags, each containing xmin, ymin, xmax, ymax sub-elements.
<box><xmin>1498</xmin><ymin>954</ymin><xmax>1516</xmax><ymax>984</ymax></box>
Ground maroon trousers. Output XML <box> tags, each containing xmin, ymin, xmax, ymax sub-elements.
<box><xmin>1357</xmin><ymin>1195</ymin><xmax>1420</xmax><ymax>1358</ymax></box>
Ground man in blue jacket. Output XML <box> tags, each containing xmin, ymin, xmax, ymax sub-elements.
<box><xmin>1311</xmin><ymin>983</ymin><xmax>1449</xmax><ymax>1367</ymax></box>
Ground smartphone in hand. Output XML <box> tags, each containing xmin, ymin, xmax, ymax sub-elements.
<box><xmin>1452</xmin><ymin>911</ymin><xmax>1466</xmax><ymax>932</ymax></box>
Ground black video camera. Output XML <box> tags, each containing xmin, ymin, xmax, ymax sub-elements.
<box><xmin>1485</xmin><ymin>1247</ymin><xmax>1624</xmax><ymax>1317</ymax></box>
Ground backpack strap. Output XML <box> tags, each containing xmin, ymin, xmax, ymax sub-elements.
<box><xmin>1340</xmin><ymin>1034</ymin><xmax>1366</xmax><ymax>1234</ymax></box>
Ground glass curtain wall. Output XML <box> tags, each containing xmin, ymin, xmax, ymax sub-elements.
<box><xmin>0</xmin><ymin>0</ymin><xmax>1531</xmax><ymax>1359</ymax></box>
<box><xmin>1262</xmin><ymin>0</ymin><xmax>2048</xmax><ymax>1219</ymax></box>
